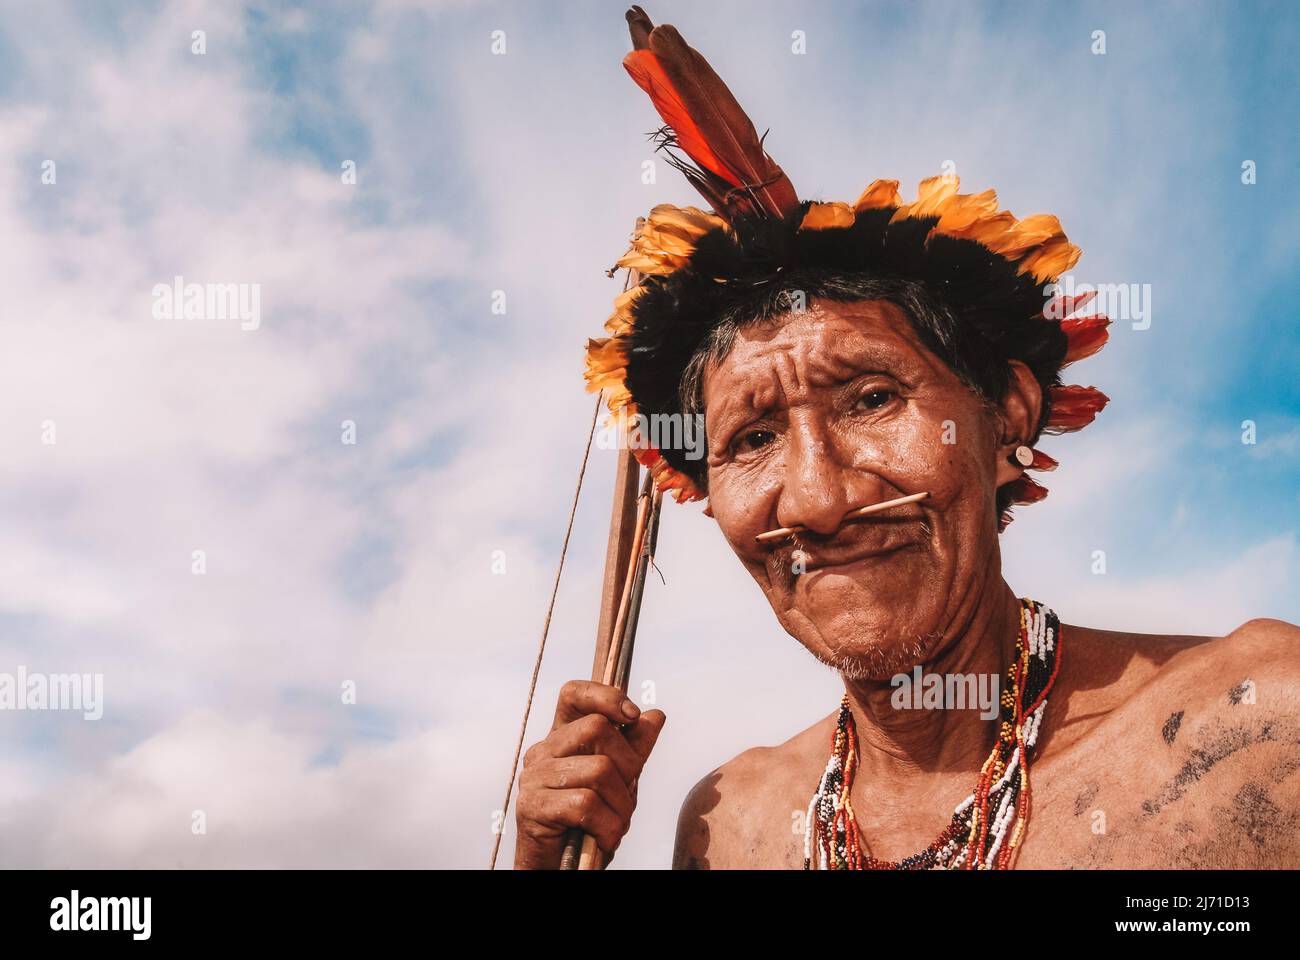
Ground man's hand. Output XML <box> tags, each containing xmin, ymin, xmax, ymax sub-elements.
<box><xmin>514</xmin><ymin>680</ymin><xmax>667</xmax><ymax>869</ymax></box>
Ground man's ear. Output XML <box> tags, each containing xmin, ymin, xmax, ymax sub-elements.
<box><xmin>994</xmin><ymin>361</ymin><xmax>1044</xmax><ymax>488</ymax></box>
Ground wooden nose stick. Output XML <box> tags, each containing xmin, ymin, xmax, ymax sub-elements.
<box><xmin>754</xmin><ymin>491</ymin><xmax>930</xmax><ymax>543</ymax></box>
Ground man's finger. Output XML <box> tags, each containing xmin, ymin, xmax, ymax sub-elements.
<box><xmin>623</xmin><ymin>709</ymin><xmax>667</xmax><ymax>761</ymax></box>
<box><xmin>553</xmin><ymin>679</ymin><xmax>640</xmax><ymax>730</ymax></box>
<box><xmin>540</xmin><ymin>755</ymin><xmax>636</xmax><ymax>822</ymax></box>
<box><xmin>546</xmin><ymin>714</ymin><xmax>644</xmax><ymax>784</ymax></box>
<box><xmin>518</xmin><ymin>787</ymin><xmax>626</xmax><ymax>854</ymax></box>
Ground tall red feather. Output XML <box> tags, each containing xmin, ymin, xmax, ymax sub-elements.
<box><xmin>622</xmin><ymin>6</ymin><xmax>799</xmax><ymax>221</ymax></box>
<box><xmin>622</xmin><ymin>50</ymin><xmax>732</xmax><ymax>188</ymax></box>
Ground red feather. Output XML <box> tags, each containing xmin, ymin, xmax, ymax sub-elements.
<box><xmin>623</xmin><ymin>50</ymin><xmax>732</xmax><ymax>187</ymax></box>
<box><xmin>998</xmin><ymin>476</ymin><xmax>1050</xmax><ymax>532</ymax></box>
<box><xmin>622</xmin><ymin>7</ymin><xmax>799</xmax><ymax>220</ymax></box>
<box><xmin>1007</xmin><ymin>475</ymin><xmax>1049</xmax><ymax>505</ymax></box>
<box><xmin>1042</xmin><ymin>290</ymin><xmax>1097</xmax><ymax>320</ymax></box>
<box><xmin>1061</xmin><ymin>313</ymin><xmax>1111</xmax><ymax>364</ymax></box>
<box><xmin>1045</xmin><ymin>385</ymin><xmax>1109</xmax><ymax>433</ymax></box>
<box><xmin>1029</xmin><ymin>448</ymin><xmax>1059</xmax><ymax>472</ymax></box>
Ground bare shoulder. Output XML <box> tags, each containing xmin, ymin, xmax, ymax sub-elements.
<box><xmin>1054</xmin><ymin>616</ymin><xmax>1300</xmax><ymax>711</ymax></box>
<box><xmin>1037</xmin><ymin>616</ymin><xmax>1300</xmax><ymax>867</ymax></box>
<box><xmin>1167</xmin><ymin>617</ymin><xmax>1300</xmax><ymax>790</ymax></box>
<box><xmin>1053</xmin><ymin>616</ymin><xmax>1300</xmax><ymax>770</ymax></box>
<box><xmin>1219</xmin><ymin>616</ymin><xmax>1300</xmax><ymax>665</ymax></box>
<box><xmin>672</xmin><ymin>714</ymin><xmax>831</xmax><ymax>869</ymax></box>
<box><xmin>1153</xmin><ymin>617</ymin><xmax>1300</xmax><ymax>706</ymax></box>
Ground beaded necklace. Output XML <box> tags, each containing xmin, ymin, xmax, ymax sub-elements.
<box><xmin>803</xmin><ymin>598</ymin><xmax>1062</xmax><ymax>870</ymax></box>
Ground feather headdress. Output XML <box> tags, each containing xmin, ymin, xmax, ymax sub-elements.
<box><xmin>585</xmin><ymin>6</ymin><xmax>1110</xmax><ymax>529</ymax></box>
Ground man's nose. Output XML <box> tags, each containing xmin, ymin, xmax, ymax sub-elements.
<box><xmin>774</xmin><ymin>416</ymin><xmax>866</xmax><ymax>536</ymax></box>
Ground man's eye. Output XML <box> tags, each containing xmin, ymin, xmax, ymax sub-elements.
<box><xmin>857</xmin><ymin>389</ymin><xmax>894</xmax><ymax>410</ymax></box>
<box><xmin>735</xmin><ymin>428</ymin><xmax>775</xmax><ymax>453</ymax></box>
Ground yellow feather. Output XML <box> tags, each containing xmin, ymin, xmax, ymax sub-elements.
<box><xmin>986</xmin><ymin>213</ymin><xmax>1064</xmax><ymax>258</ymax></box>
<box><xmin>932</xmin><ymin>189</ymin><xmax>1001</xmax><ymax>236</ymax></box>
<box><xmin>853</xmin><ymin>179</ymin><xmax>902</xmax><ymax>211</ymax></box>
<box><xmin>1017</xmin><ymin>238</ymin><xmax>1081</xmax><ymax>283</ymax></box>
<box><xmin>940</xmin><ymin>210</ymin><xmax>1017</xmax><ymax>246</ymax></box>
<box><xmin>799</xmin><ymin>201</ymin><xmax>855</xmax><ymax>231</ymax></box>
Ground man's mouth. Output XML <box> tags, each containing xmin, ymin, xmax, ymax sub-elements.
<box><xmin>785</xmin><ymin>517</ymin><xmax>924</xmax><ymax>573</ymax></box>
<box><xmin>797</xmin><ymin>541</ymin><xmax>914</xmax><ymax>573</ymax></box>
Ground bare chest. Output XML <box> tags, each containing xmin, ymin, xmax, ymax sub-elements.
<box><xmin>723</xmin><ymin>708</ymin><xmax>1297</xmax><ymax>869</ymax></box>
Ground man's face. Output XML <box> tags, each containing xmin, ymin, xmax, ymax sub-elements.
<box><xmin>702</xmin><ymin>298</ymin><xmax>1005</xmax><ymax>680</ymax></box>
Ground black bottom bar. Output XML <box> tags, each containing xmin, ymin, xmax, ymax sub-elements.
<box><xmin>0</xmin><ymin>868</ymin><xmax>1290</xmax><ymax>945</ymax></box>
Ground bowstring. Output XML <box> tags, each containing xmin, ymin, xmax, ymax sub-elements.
<box><xmin>488</xmin><ymin>391</ymin><xmax>603</xmax><ymax>869</ymax></box>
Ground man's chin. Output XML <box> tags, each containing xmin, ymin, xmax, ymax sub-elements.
<box><xmin>817</xmin><ymin>638</ymin><xmax>930</xmax><ymax>682</ymax></box>
<box><xmin>772</xmin><ymin>591</ymin><xmax>942</xmax><ymax>680</ymax></box>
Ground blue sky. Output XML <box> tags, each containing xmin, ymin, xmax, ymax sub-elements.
<box><xmin>0</xmin><ymin>0</ymin><xmax>1294</xmax><ymax>868</ymax></box>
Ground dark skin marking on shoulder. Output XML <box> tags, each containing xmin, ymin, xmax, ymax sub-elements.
<box><xmin>1078</xmin><ymin>828</ymin><xmax>1121</xmax><ymax>868</ymax></box>
<box><xmin>1269</xmin><ymin>750</ymin><xmax>1300</xmax><ymax>785</ymax></box>
<box><xmin>1229</xmin><ymin>782</ymin><xmax>1292</xmax><ymax>848</ymax></box>
<box><xmin>1072</xmin><ymin>709</ymin><xmax>1300</xmax><ymax>867</ymax></box>
<box><xmin>1142</xmin><ymin>717</ymin><xmax>1289</xmax><ymax>816</ymax></box>
<box><xmin>1073</xmin><ymin>782</ymin><xmax>1100</xmax><ymax>816</ymax></box>
<box><xmin>1161</xmin><ymin>710</ymin><xmax>1184</xmax><ymax>745</ymax></box>
<box><xmin>1178</xmin><ymin>781</ymin><xmax>1300</xmax><ymax>867</ymax></box>
<box><xmin>1228</xmin><ymin>681</ymin><xmax>1253</xmax><ymax>705</ymax></box>
<box><xmin>1082</xmin><ymin>792</ymin><xmax>1288</xmax><ymax>869</ymax></box>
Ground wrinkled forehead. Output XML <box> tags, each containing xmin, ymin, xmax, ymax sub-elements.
<box><xmin>700</xmin><ymin>298</ymin><xmax>936</xmax><ymax>404</ymax></box>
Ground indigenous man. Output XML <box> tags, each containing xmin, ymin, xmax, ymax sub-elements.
<box><xmin>513</xmin><ymin>8</ymin><xmax>1300</xmax><ymax>870</ymax></box>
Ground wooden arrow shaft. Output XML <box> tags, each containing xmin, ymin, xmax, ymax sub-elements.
<box><xmin>559</xmin><ymin>465</ymin><xmax>657</xmax><ymax>870</ymax></box>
